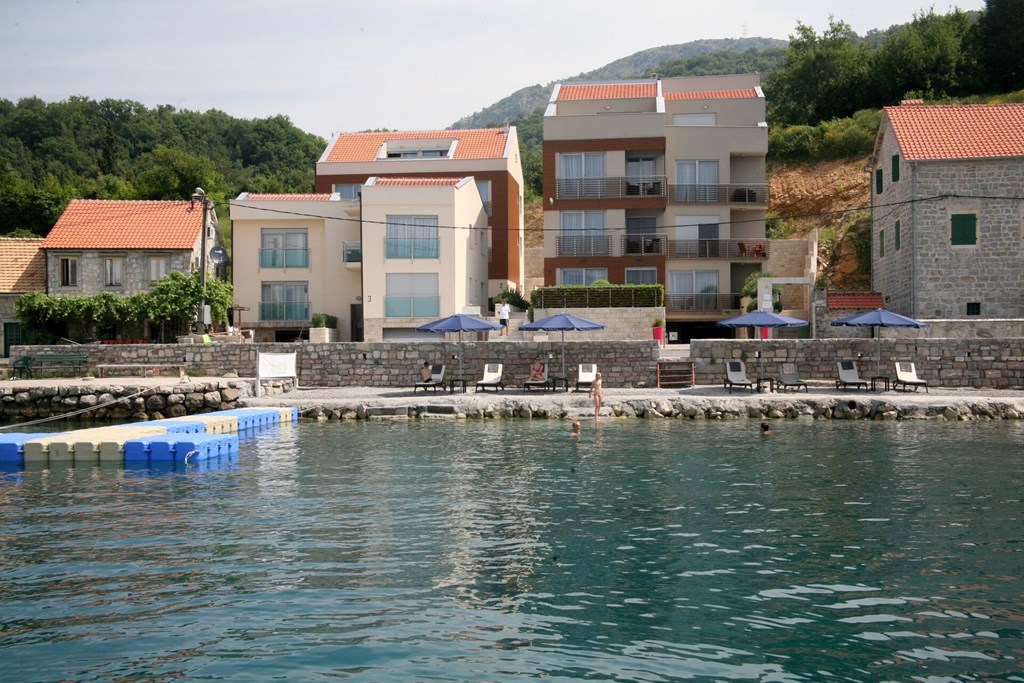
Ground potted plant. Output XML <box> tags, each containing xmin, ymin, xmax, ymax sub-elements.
<box><xmin>652</xmin><ymin>317</ymin><xmax>665</xmax><ymax>345</ymax></box>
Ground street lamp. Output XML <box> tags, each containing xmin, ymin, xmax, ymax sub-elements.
<box><xmin>191</xmin><ymin>187</ymin><xmax>210</xmax><ymax>334</ymax></box>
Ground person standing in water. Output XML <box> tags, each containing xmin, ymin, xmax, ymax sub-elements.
<box><xmin>589</xmin><ymin>371</ymin><xmax>603</xmax><ymax>418</ymax></box>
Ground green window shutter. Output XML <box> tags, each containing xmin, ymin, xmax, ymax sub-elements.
<box><xmin>951</xmin><ymin>213</ymin><xmax>977</xmax><ymax>245</ymax></box>
<box><xmin>891</xmin><ymin>154</ymin><xmax>900</xmax><ymax>182</ymax></box>
<box><xmin>894</xmin><ymin>220</ymin><xmax>901</xmax><ymax>250</ymax></box>
<box><xmin>875</xmin><ymin>169</ymin><xmax>883</xmax><ymax>194</ymax></box>
<box><xmin>879</xmin><ymin>229</ymin><xmax>885</xmax><ymax>257</ymax></box>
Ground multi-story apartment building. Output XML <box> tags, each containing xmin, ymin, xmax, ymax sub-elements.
<box><xmin>314</xmin><ymin>127</ymin><xmax>524</xmax><ymax>295</ymax></box>
<box><xmin>870</xmin><ymin>101</ymin><xmax>1024</xmax><ymax>319</ymax></box>
<box><xmin>230</xmin><ymin>176</ymin><xmax>489</xmax><ymax>342</ymax></box>
<box><xmin>542</xmin><ymin>74</ymin><xmax>769</xmax><ymax>342</ymax></box>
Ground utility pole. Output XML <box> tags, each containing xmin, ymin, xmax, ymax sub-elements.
<box><xmin>191</xmin><ymin>187</ymin><xmax>210</xmax><ymax>334</ymax></box>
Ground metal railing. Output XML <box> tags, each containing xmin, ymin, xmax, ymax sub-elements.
<box><xmin>259</xmin><ymin>301</ymin><xmax>311</xmax><ymax>322</ymax></box>
<box><xmin>667</xmin><ymin>239</ymin><xmax>769</xmax><ymax>260</ymax></box>
<box><xmin>343</xmin><ymin>242</ymin><xmax>362</xmax><ymax>263</ymax></box>
<box><xmin>556</xmin><ymin>235</ymin><xmax>612</xmax><ymax>257</ymax></box>
<box><xmin>666</xmin><ymin>292</ymin><xmax>742</xmax><ymax>312</ymax></box>
<box><xmin>533</xmin><ymin>285</ymin><xmax>664</xmax><ymax>309</ymax></box>
<box><xmin>384</xmin><ymin>296</ymin><xmax>440</xmax><ymax>318</ymax></box>
<box><xmin>621</xmin><ymin>235</ymin><xmax>668</xmax><ymax>256</ymax></box>
<box><xmin>259</xmin><ymin>248</ymin><xmax>310</xmax><ymax>269</ymax></box>
<box><xmin>668</xmin><ymin>183</ymin><xmax>768</xmax><ymax>205</ymax></box>
<box><xmin>555</xmin><ymin>176</ymin><xmax>667</xmax><ymax>200</ymax></box>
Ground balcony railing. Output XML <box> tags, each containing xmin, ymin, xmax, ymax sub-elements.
<box><xmin>667</xmin><ymin>239</ymin><xmax>770</xmax><ymax>260</ymax></box>
<box><xmin>384</xmin><ymin>238</ymin><xmax>440</xmax><ymax>259</ymax></box>
<box><xmin>343</xmin><ymin>242</ymin><xmax>362</xmax><ymax>263</ymax></box>
<box><xmin>666</xmin><ymin>292</ymin><xmax>742</xmax><ymax>312</ymax></box>
<box><xmin>555</xmin><ymin>176</ymin><xmax>667</xmax><ymax>200</ymax></box>
<box><xmin>384</xmin><ymin>296</ymin><xmax>441</xmax><ymax>318</ymax></box>
<box><xmin>668</xmin><ymin>183</ymin><xmax>768</xmax><ymax>205</ymax></box>
<box><xmin>621</xmin><ymin>235</ymin><xmax>667</xmax><ymax>256</ymax></box>
<box><xmin>556</xmin><ymin>235</ymin><xmax>612</xmax><ymax>257</ymax></box>
<box><xmin>259</xmin><ymin>301</ymin><xmax>311</xmax><ymax>322</ymax></box>
<box><xmin>259</xmin><ymin>248</ymin><xmax>310</xmax><ymax>268</ymax></box>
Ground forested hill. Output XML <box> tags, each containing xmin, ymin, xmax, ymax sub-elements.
<box><xmin>451</xmin><ymin>37</ymin><xmax>786</xmax><ymax>129</ymax></box>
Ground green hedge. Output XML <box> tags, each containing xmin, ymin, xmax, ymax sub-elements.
<box><xmin>531</xmin><ymin>284</ymin><xmax>665</xmax><ymax>309</ymax></box>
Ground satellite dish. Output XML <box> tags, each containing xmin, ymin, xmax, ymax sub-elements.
<box><xmin>209</xmin><ymin>246</ymin><xmax>228</xmax><ymax>265</ymax></box>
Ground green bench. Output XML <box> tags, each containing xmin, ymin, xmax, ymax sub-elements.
<box><xmin>12</xmin><ymin>355</ymin><xmax>34</xmax><ymax>379</ymax></box>
<box><xmin>30</xmin><ymin>353</ymin><xmax>90</xmax><ymax>378</ymax></box>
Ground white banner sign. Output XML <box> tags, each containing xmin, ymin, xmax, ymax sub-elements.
<box><xmin>256</xmin><ymin>352</ymin><xmax>297</xmax><ymax>396</ymax></box>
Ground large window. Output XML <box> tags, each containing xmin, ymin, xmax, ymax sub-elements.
<box><xmin>624</xmin><ymin>267</ymin><xmax>657</xmax><ymax>285</ymax></box>
<box><xmin>334</xmin><ymin>184</ymin><xmax>362</xmax><ymax>201</ymax></box>
<box><xmin>104</xmin><ymin>257</ymin><xmax>123</xmax><ymax>287</ymax></box>
<box><xmin>951</xmin><ymin>213</ymin><xmax>977</xmax><ymax>246</ymax></box>
<box><xmin>148</xmin><ymin>256</ymin><xmax>169</xmax><ymax>283</ymax></box>
<box><xmin>59</xmin><ymin>257</ymin><xmax>78</xmax><ymax>287</ymax></box>
<box><xmin>476</xmin><ymin>179</ymin><xmax>492</xmax><ymax>213</ymax></box>
<box><xmin>386</xmin><ymin>216</ymin><xmax>439</xmax><ymax>259</ymax></box>
<box><xmin>261</xmin><ymin>229</ymin><xmax>309</xmax><ymax>268</ymax></box>
<box><xmin>668</xmin><ymin>270</ymin><xmax>720</xmax><ymax>311</ymax></box>
<box><xmin>260</xmin><ymin>282</ymin><xmax>309</xmax><ymax>321</ymax></box>
<box><xmin>558</xmin><ymin>268</ymin><xmax>607</xmax><ymax>286</ymax></box>
<box><xmin>558</xmin><ymin>211</ymin><xmax>607</xmax><ymax>255</ymax></box>
<box><xmin>675</xmin><ymin>160</ymin><xmax>719</xmax><ymax>202</ymax></box>
<box><xmin>385</xmin><ymin>273</ymin><xmax>439</xmax><ymax>317</ymax></box>
<box><xmin>558</xmin><ymin>152</ymin><xmax>606</xmax><ymax>197</ymax></box>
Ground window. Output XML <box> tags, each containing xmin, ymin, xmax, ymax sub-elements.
<box><xmin>966</xmin><ymin>302</ymin><xmax>981</xmax><ymax>316</ymax></box>
<box><xmin>261</xmin><ymin>229</ymin><xmax>309</xmax><ymax>268</ymax></box>
<box><xmin>558</xmin><ymin>152</ymin><xmax>606</xmax><ymax>197</ymax></box>
<box><xmin>673</xmin><ymin>113</ymin><xmax>716</xmax><ymax>126</ymax></box>
<box><xmin>626</xmin><ymin>156</ymin><xmax>659</xmax><ymax>195</ymax></box>
<box><xmin>891</xmin><ymin>154</ymin><xmax>900</xmax><ymax>182</ymax></box>
<box><xmin>894</xmin><ymin>220</ymin><xmax>901</xmax><ymax>250</ymax></box>
<box><xmin>104</xmin><ymin>257</ymin><xmax>123</xmax><ymax>286</ymax></box>
<box><xmin>558</xmin><ymin>211</ymin><xmax>607</xmax><ymax>255</ymax></box>
<box><xmin>260</xmin><ymin>282</ymin><xmax>309</xmax><ymax>321</ymax></box>
<box><xmin>334</xmin><ymin>184</ymin><xmax>362</xmax><ymax>201</ymax></box>
<box><xmin>875</xmin><ymin>169</ymin><xmax>883</xmax><ymax>194</ymax></box>
<box><xmin>476</xmin><ymin>179</ymin><xmax>492</xmax><ymax>213</ymax></box>
<box><xmin>879</xmin><ymin>230</ymin><xmax>884</xmax><ymax>258</ymax></box>
<box><xmin>59</xmin><ymin>257</ymin><xmax>78</xmax><ymax>287</ymax></box>
<box><xmin>675</xmin><ymin>160</ymin><xmax>719</xmax><ymax>202</ymax></box>
<box><xmin>951</xmin><ymin>213</ymin><xmax>977</xmax><ymax>245</ymax></box>
<box><xmin>386</xmin><ymin>216</ymin><xmax>439</xmax><ymax>259</ymax></box>
<box><xmin>558</xmin><ymin>268</ymin><xmax>607</xmax><ymax>286</ymax></box>
<box><xmin>625</xmin><ymin>267</ymin><xmax>657</xmax><ymax>284</ymax></box>
<box><xmin>668</xmin><ymin>270</ymin><xmax>719</xmax><ymax>311</ymax></box>
<box><xmin>385</xmin><ymin>273</ymin><xmax>439</xmax><ymax>317</ymax></box>
<box><xmin>148</xmin><ymin>256</ymin><xmax>169</xmax><ymax>283</ymax></box>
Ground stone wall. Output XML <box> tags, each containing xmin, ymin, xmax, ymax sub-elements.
<box><xmin>692</xmin><ymin>337</ymin><xmax>1024</xmax><ymax>388</ymax></box>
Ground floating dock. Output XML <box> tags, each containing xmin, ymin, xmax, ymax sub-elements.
<box><xmin>0</xmin><ymin>407</ymin><xmax>298</xmax><ymax>466</ymax></box>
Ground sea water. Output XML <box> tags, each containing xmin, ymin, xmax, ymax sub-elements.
<box><xmin>0</xmin><ymin>419</ymin><xmax>1021</xmax><ymax>682</ymax></box>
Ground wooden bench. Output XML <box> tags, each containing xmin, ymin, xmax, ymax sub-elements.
<box><xmin>31</xmin><ymin>353</ymin><xmax>90</xmax><ymax>377</ymax></box>
<box><xmin>97</xmin><ymin>363</ymin><xmax>186</xmax><ymax>378</ymax></box>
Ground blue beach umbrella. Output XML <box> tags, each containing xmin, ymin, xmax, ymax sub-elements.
<box><xmin>416</xmin><ymin>314</ymin><xmax>502</xmax><ymax>378</ymax></box>
<box><xmin>717</xmin><ymin>310</ymin><xmax>808</xmax><ymax>378</ymax></box>
<box><xmin>831</xmin><ymin>308</ymin><xmax>929</xmax><ymax>377</ymax></box>
<box><xmin>520</xmin><ymin>313</ymin><xmax>606</xmax><ymax>380</ymax></box>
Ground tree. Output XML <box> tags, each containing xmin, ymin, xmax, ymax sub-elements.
<box><xmin>133</xmin><ymin>145</ymin><xmax>224</xmax><ymax>201</ymax></box>
<box><xmin>979</xmin><ymin>0</ymin><xmax>1024</xmax><ymax>92</ymax></box>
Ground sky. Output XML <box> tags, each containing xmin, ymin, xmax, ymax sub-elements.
<box><xmin>1</xmin><ymin>0</ymin><xmax>985</xmax><ymax>141</ymax></box>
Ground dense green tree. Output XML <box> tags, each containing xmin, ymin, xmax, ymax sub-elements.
<box><xmin>979</xmin><ymin>0</ymin><xmax>1024</xmax><ymax>92</ymax></box>
<box><xmin>133</xmin><ymin>145</ymin><xmax>224</xmax><ymax>201</ymax></box>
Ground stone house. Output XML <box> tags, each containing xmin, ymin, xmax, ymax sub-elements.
<box><xmin>869</xmin><ymin>100</ymin><xmax>1024</xmax><ymax>319</ymax></box>
<box><xmin>0</xmin><ymin>237</ymin><xmax>46</xmax><ymax>356</ymax></box>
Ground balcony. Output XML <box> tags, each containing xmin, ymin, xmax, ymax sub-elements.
<box><xmin>621</xmin><ymin>235</ymin><xmax>667</xmax><ymax>256</ymax></box>
<box><xmin>384</xmin><ymin>296</ymin><xmax>440</xmax><ymax>318</ymax></box>
<box><xmin>668</xmin><ymin>183</ymin><xmax>768</xmax><ymax>205</ymax></box>
<box><xmin>555</xmin><ymin>176</ymin><xmax>667</xmax><ymax>201</ymax></box>
<box><xmin>556</xmin><ymin>235</ymin><xmax>612</xmax><ymax>257</ymax></box>
<box><xmin>259</xmin><ymin>301</ymin><xmax>311</xmax><ymax>322</ymax></box>
<box><xmin>259</xmin><ymin>248</ymin><xmax>310</xmax><ymax>269</ymax></box>
<box><xmin>343</xmin><ymin>242</ymin><xmax>361</xmax><ymax>269</ymax></box>
<box><xmin>667</xmin><ymin>239</ymin><xmax>769</xmax><ymax>260</ymax></box>
<box><xmin>384</xmin><ymin>238</ymin><xmax>440</xmax><ymax>259</ymax></box>
<box><xmin>666</xmin><ymin>292</ymin><xmax>742</xmax><ymax>312</ymax></box>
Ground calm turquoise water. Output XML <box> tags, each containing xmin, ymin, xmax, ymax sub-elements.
<box><xmin>1</xmin><ymin>420</ymin><xmax>1022</xmax><ymax>682</ymax></box>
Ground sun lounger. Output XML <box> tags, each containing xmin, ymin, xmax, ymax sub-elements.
<box><xmin>777</xmin><ymin>363</ymin><xmax>808</xmax><ymax>392</ymax></box>
<box><xmin>414</xmin><ymin>364</ymin><xmax>445</xmax><ymax>393</ymax></box>
<box><xmin>575</xmin><ymin>364</ymin><xmax>597</xmax><ymax>392</ymax></box>
<box><xmin>475</xmin><ymin>363</ymin><xmax>504</xmax><ymax>392</ymax></box>
<box><xmin>894</xmin><ymin>361</ymin><xmax>928</xmax><ymax>393</ymax></box>
<box><xmin>523</xmin><ymin>363</ymin><xmax>549</xmax><ymax>391</ymax></box>
<box><xmin>724</xmin><ymin>360</ymin><xmax>754</xmax><ymax>394</ymax></box>
<box><xmin>836</xmin><ymin>360</ymin><xmax>868</xmax><ymax>390</ymax></box>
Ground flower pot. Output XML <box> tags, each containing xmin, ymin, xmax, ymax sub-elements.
<box><xmin>653</xmin><ymin>326</ymin><xmax>665</xmax><ymax>344</ymax></box>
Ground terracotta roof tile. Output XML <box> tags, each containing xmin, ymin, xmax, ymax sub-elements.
<box><xmin>0</xmin><ymin>237</ymin><xmax>46</xmax><ymax>293</ymax></box>
<box><xmin>243</xmin><ymin>194</ymin><xmax>332</xmax><ymax>201</ymax></box>
<box><xmin>556</xmin><ymin>83</ymin><xmax>658</xmax><ymax>101</ymax></box>
<box><xmin>43</xmin><ymin>200</ymin><xmax>202</xmax><ymax>250</ymax></box>
<box><xmin>827</xmin><ymin>292</ymin><xmax>886</xmax><ymax>310</ymax></box>
<box><xmin>324</xmin><ymin>129</ymin><xmax>509</xmax><ymax>163</ymax></box>
<box><xmin>373</xmin><ymin>177</ymin><xmax>464</xmax><ymax>186</ymax></box>
<box><xmin>885</xmin><ymin>103</ymin><xmax>1024</xmax><ymax>160</ymax></box>
<box><xmin>664</xmin><ymin>88</ymin><xmax>759</xmax><ymax>100</ymax></box>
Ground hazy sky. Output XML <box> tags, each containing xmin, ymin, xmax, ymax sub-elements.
<box><xmin>1</xmin><ymin>0</ymin><xmax>984</xmax><ymax>140</ymax></box>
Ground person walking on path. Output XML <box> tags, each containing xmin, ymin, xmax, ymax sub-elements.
<box><xmin>589</xmin><ymin>371</ymin><xmax>603</xmax><ymax>418</ymax></box>
<box><xmin>497</xmin><ymin>301</ymin><xmax>511</xmax><ymax>336</ymax></box>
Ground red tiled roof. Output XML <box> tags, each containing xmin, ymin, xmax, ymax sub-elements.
<box><xmin>885</xmin><ymin>103</ymin><xmax>1024</xmax><ymax>160</ymax></box>
<box><xmin>0</xmin><ymin>237</ymin><xmax>46</xmax><ymax>293</ymax></box>
<box><xmin>556</xmin><ymin>83</ymin><xmax>657</xmax><ymax>101</ymax></box>
<box><xmin>827</xmin><ymin>292</ymin><xmax>886</xmax><ymax>310</ymax></box>
<box><xmin>323</xmin><ymin>129</ymin><xmax>509</xmax><ymax>163</ymax></box>
<box><xmin>43</xmin><ymin>200</ymin><xmax>203</xmax><ymax>250</ymax></box>
<box><xmin>664</xmin><ymin>88</ymin><xmax>759</xmax><ymax>100</ymax></box>
<box><xmin>373</xmin><ymin>177</ymin><xmax>464</xmax><ymax>186</ymax></box>
<box><xmin>244</xmin><ymin>193</ymin><xmax>333</xmax><ymax>201</ymax></box>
